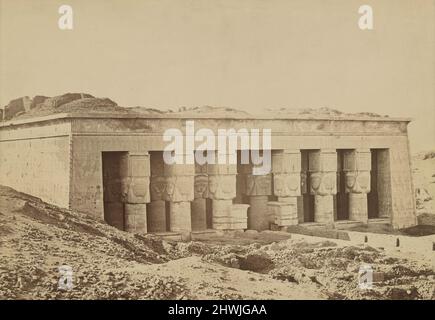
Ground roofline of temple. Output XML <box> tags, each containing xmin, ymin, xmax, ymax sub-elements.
<box><xmin>0</xmin><ymin>112</ymin><xmax>413</xmax><ymax>128</ymax></box>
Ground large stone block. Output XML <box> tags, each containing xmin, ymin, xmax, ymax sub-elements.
<box><xmin>268</xmin><ymin>199</ymin><xmax>298</xmax><ymax>226</ymax></box>
<box><xmin>211</xmin><ymin>200</ymin><xmax>248</xmax><ymax>230</ymax></box>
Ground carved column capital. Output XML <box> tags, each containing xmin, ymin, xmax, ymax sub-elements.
<box><xmin>163</xmin><ymin>154</ymin><xmax>195</xmax><ymax>202</ymax></box>
<box><xmin>208</xmin><ymin>174</ymin><xmax>236</xmax><ymax>200</ymax></box>
<box><xmin>310</xmin><ymin>171</ymin><xmax>337</xmax><ymax>196</ymax></box>
<box><xmin>309</xmin><ymin>150</ymin><xmax>337</xmax><ymax>196</ymax></box>
<box><xmin>207</xmin><ymin>154</ymin><xmax>237</xmax><ymax>200</ymax></box>
<box><xmin>273</xmin><ymin>173</ymin><xmax>301</xmax><ymax>197</ymax></box>
<box><xmin>120</xmin><ymin>152</ymin><xmax>151</xmax><ymax>204</ymax></box>
<box><xmin>345</xmin><ymin>171</ymin><xmax>371</xmax><ymax>194</ymax></box>
<box><xmin>194</xmin><ymin>174</ymin><xmax>209</xmax><ymax>198</ymax></box>
<box><xmin>343</xmin><ymin>149</ymin><xmax>371</xmax><ymax>194</ymax></box>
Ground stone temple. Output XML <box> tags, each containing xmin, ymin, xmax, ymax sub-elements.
<box><xmin>0</xmin><ymin>94</ymin><xmax>417</xmax><ymax>237</ymax></box>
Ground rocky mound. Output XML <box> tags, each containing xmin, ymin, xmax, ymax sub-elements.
<box><xmin>1</xmin><ymin>93</ymin><xmax>129</xmax><ymax>121</ymax></box>
<box><xmin>261</xmin><ymin>107</ymin><xmax>387</xmax><ymax>118</ymax></box>
<box><xmin>1</xmin><ymin>93</ymin><xmax>390</xmax><ymax>121</ymax></box>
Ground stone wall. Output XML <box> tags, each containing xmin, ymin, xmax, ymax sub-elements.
<box><xmin>0</xmin><ymin>120</ymin><xmax>71</xmax><ymax>207</ymax></box>
<box><xmin>389</xmin><ymin>137</ymin><xmax>417</xmax><ymax>228</ymax></box>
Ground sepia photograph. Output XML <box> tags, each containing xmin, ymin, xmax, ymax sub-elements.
<box><xmin>0</xmin><ymin>0</ymin><xmax>434</xmax><ymax>310</ymax></box>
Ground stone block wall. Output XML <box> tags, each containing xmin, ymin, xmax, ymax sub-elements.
<box><xmin>0</xmin><ymin>120</ymin><xmax>71</xmax><ymax>207</ymax></box>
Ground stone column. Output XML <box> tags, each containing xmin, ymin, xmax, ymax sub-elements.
<box><xmin>243</xmin><ymin>165</ymin><xmax>273</xmax><ymax>231</ymax></box>
<box><xmin>148</xmin><ymin>153</ymin><xmax>167</xmax><ymax>232</ymax></box>
<box><xmin>163</xmin><ymin>154</ymin><xmax>195</xmax><ymax>233</ymax></box>
<box><xmin>344</xmin><ymin>149</ymin><xmax>371</xmax><ymax>223</ymax></box>
<box><xmin>120</xmin><ymin>152</ymin><xmax>150</xmax><ymax>233</ymax></box>
<box><xmin>207</xmin><ymin>153</ymin><xmax>248</xmax><ymax>230</ymax></box>
<box><xmin>191</xmin><ymin>164</ymin><xmax>208</xmax><ymax>231</ymax></box>
<box><xmin>269</xmin><ymin>150</ymin><xmax>301</xmax><ymax>227</ymax></box>
<box><xmin>309</xmin><ymin>149</ymin><xmax>337</xmax><ymax>224</ymax></box>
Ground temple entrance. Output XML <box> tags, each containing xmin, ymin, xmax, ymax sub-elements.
<box><xmin>335</xmin><ymin>149</ymin><xmax>350</xmax><ymax>220</ymax></box>
<box><xmin>102</xmin><ymin>151</ymin><xmax>127</xmax><ymax>230</ymax></box>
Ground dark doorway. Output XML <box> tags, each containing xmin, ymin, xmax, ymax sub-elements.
<box><xmin>165</xmin><ymin>201</ymin><xmax>171</xmax><ymax>231</ymax></box>
<box><xmin>206</xmin><ymin>198</ymin><xmax>213</xmax><ymax>229</ymax></box>
<box><xmin>368</xmin><ymin>149</ymin><xmax>379</xmax><ymax>218</ymax></box>
<box><xmin>102</xmin><ymin>151</ymin><xmax>127</xmax><ymax>230</ymax></box>
<box><xmin>301</xmin><ymin>150</ymin><xmax>315</xmax><ymax>222</ymax></box>
<box><xmin>336</xmin><ymin>150</ymin><xmax>350</xmax><ymax>220</ymax></box>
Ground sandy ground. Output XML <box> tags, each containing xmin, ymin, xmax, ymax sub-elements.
<box><xmin>0</xmin><ymin>185</ymin><xmax>433</xmax><ymax>300</ymax></box>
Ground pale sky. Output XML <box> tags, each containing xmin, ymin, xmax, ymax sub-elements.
<box><xmin>1</xmin><ymin>0</ymin><xmax>434</xmax><ymax>152</ymax></box>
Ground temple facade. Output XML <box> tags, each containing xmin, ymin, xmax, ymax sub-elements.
<box><xmin>0</xmin><ymin>112</ymin><xmax>417</xmax><ymax>235</ymax></box>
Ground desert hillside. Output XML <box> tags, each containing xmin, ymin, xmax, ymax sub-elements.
<box><xmin>0</xmin><ymin>185</ymin><xmax>433</xmax><ymax>300</ymax></box>
<box><xmin>413</xmin><ymin>150</ymin><xmax>435</xmax><ymax>225</ymax></box>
